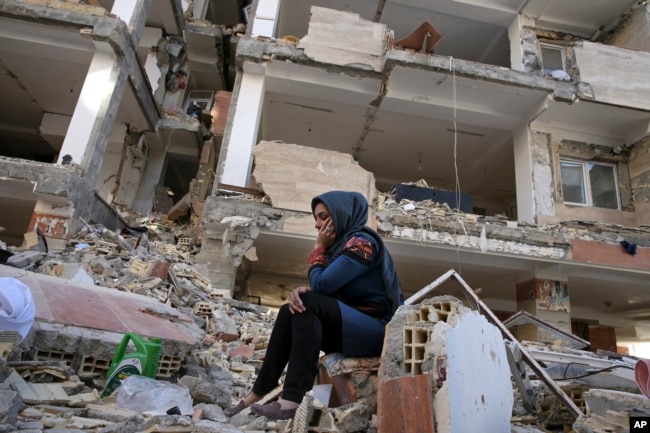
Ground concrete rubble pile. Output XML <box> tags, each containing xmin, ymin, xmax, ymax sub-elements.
<box><xmin>0</xmin><ymin>195</ymin><xmax>649</xmax><ymax>432</ymax></box>
<box><xmin>376</xmin><ymin>186</ymin><xmax>650</xmax><ymax>250</ymax></box>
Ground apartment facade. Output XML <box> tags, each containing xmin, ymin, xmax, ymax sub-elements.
<box><xmin>1</xmin><ymin>0</ymin><xmax>649</xmax><ymax>353</ymax></box>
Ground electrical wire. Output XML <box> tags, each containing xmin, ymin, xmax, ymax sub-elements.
<box><xmin>552</xmin><ymin>362</ymin><xmax>633</xmax><ymax>381</ymax></box>
<box><xmin>449</xmin><ymin>56</ymin><xmax>464</xmax><ymax>275</ymax></box>
<box><xmin>451</xmin><ymin>57</ymin><xmax>461</xmax><ymax>212</ymax></box>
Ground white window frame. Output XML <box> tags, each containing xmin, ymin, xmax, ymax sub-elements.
<box><xmin>540</xmin><ymin>43</ymin><xmax>566</xmax><ymax>72</ymax></box>
<box><xmin>183</xmin><ymin>90</ymin><xmax>215</xmax><ymax>113</ymax></box>
<box><xmin>560</xmin><ymin>159</ymin><xmax>621</xmax><ymax>210</ymax></box>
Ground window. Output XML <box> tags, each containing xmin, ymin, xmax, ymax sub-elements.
<box><xmin>540</xmin><ymin>44</ymin><xmax>565</xmax><ymax>73</ymax></box>
<box><xmin>183</xmin><ymin>90</ymin><xmax>215</xmax><ymax>112</ymax></box>
<box><xmin>560</xmin><ymin>160</ymin><xmax>620</xmax><ymax>210</ymax></box>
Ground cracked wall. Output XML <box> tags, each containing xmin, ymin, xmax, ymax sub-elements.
<box><xmin>629</xmin><ymin>136</ymin><xmax>650</xmax><ymax>224</ymax></box>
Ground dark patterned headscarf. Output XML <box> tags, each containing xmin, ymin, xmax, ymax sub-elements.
<box><xmin>311</xmin><ymin>191</ymin><xmax>403</xmax><ymax>316</ymax></box>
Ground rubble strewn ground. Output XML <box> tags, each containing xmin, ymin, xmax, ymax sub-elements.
<box><xmin>1</xmin><ymin>194</ymin><xmax>649</xmax><ymax>432</ymax></box>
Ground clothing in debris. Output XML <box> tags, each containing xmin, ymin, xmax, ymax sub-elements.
<box><xmin>0</xmin><ymin>277</ymin><xmax>36</xmax><ymax>339</ymax></box>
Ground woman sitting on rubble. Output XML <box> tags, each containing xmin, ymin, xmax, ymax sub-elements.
<box><xmin>225</xmin><ymin>190</ymin><xmax>403</xmax><ymax>420</ymax></box>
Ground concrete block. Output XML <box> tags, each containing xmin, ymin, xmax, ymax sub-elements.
<box><xmin>30</xmin><ymin>322</ymin><xmax>84</xmax><ymax>354</ymax></box>
<box><xmin>85</xmin><ymin>403</ymin><xmax>141</xmax><ymax>423</ymax></box>
<box><xmin>332</xmin><ymin>401</ymin><xmax>369</xmax><ymax>433</ymax></box>
<box><xmin>584</xmin><ymin>389</ymin><xmax>650</xmax><ymax>417</ymax></box>
<box><xmin>6</xmin><ymin>251</ymin><xmax>45</xmax><ymax>269</ymax></box>
<box><xmin>67</xmin><ymin>389</ymin><xmax>100</xmax><ymax>407</ymax></box>
<box><xmin>376</xmin><ymin>374</ymin><xmax>434</xmax><ymax>433</ymax></box>
<box><xmin>14</xmin><ymin>383</ymin><xmax>69</xmax><ymax>405</ymax></box>
<box><xmin>0</xmin><ymin>390</ymin><xmax>24</xmax><ymax>425</ymax></box>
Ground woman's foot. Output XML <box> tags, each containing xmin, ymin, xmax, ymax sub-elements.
<box><xmin>224</xmin><ymin>391</ymin><xmax>262</xmax><ymax>417</ymax></box>
<box><xmin>250</xmin><ymin>398</ymin><xmax>299</xmax><ymax>420</ymax></box>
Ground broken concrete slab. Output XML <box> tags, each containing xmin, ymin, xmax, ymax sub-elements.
<box><xmin>583</xmin><ymin>388</ymin><xmax>650</xmax><ymax>418</ymax></box>
<box><xmin>298</xmin><ymin>6</ymin><xmax>390</xmax><ymax>72</ymax></box>
<box><xmin>251</xmin><ymin>141</ymin><xmax>376</xmax><ymax>214</ymax></box>
<box><xmin>14</xmin><ymin>383</ymin><xmax>69</xmax><ymax>405</ymax></box>
<box><xmin>0</xmin><ymin>389</ymin><xmax>23</xmax><ymax>425</ymax></box>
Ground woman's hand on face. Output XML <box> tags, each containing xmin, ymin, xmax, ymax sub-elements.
<box><xmin>288</xmin><ymin>286</ymin><xmax>310</xmax><ymax>314</ymax></box>
<box><xmin>315</xmin><ymin>217</ymin><xmax>336</xmax><ymax>249</ymax></box>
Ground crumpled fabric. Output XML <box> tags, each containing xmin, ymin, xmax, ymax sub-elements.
<box><xmin>635</xmin><ymin>359</ymin><xmax>650</xmax><ymax>399</ymax></box>
<box><xmin>0</xmin><ymin>277</ymin><xmax>36</xmax><ymax>339</ymax></box>
<box><xmin>620</xmin><ymin>240</ymin><xmax>638</xmax><ymax>255</ymax></box>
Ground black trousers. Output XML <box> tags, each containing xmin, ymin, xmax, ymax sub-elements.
<box><xmin>252</xmin><ymin>292</ymin><xmax>343</xmax><ymax>403</ymax></box>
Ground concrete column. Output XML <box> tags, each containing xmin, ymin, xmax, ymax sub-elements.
<box><xmin>251</xmin><ymin>0</ymin><xmax>280</xmax><ymax>38</ymax></box>
<box><xmin>192</xmin><ymin>0</ymin><xmax>209</xmax><ymax>20</ymax></box>
<box><xmin>218</xmin><ymin>63</ymin><xmax>266</xmax><ymax>188</ymax></box>
<box><xmin>112</xmin><ymin>0</ymin><xmax>152</xmax><ymax>46</ymax></box>
<box><xmin>132</xmin><ymin>140</ymin><xmax>166</xmax><ymax>214</ymax></box>
<box><xmin>57</xmin><ymin>49</ymin><xmax>115</xmax><ymax>168</ymax></box>
<box><xmin>515</xmin><ymin>278</ymin><xmax>571</xmax><ymax>344</ymax></box>
<box><xmin>513</xmin><ymin>125</ymin><xmax>535</xmax><ymax>223</ymax></box>
<box><xmin>95</xmin><ymin>123</ymin><xmax>129</xmax><ymax>204</ymax></box>
<box><xmin>530</xmin><ymin>130</ymin><xmax>555</xmax><ymax>220</ymax></box>
<box><xmin>507</xmin><ymin>14</ymin><xmax>533</xmax><ymax>72</ymax></box>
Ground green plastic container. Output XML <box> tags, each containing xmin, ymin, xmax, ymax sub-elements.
<box><xmin>100</xmin><ymin>333</ymin><xmax>162</xmax><ymax>398</ymax></box>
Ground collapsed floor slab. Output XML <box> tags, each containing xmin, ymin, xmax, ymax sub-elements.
<box><xmin>0</xmin><ymin>264</ymin><xmax>203</xmax><ymax>381</ymax></box>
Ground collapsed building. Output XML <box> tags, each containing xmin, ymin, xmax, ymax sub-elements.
<box><xmin>1</xmin><ymin>0</ymin><xmax>650</xmax><ymax>431</ymax></box>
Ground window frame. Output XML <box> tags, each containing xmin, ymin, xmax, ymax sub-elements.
<box><xmin>539</xmin><ymin>42</ymin><xmax>566</xmax><ymax>72</ymax></box>
<box><xmin>560</xmin><ymin>158</ymin><xmax>621</xmax><ymax>210</ymax></box>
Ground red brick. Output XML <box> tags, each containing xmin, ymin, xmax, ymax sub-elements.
<box><xmin>166</xmin><ymin>194</ymin><xmax>191</xmax><ymax>221</ymax></box>
<box><xmin>148</xmin><ymin>260</ymin><xmax>171</xmax><ymax>280</ymax></box>
<box><xmin>571</xmin><ymin>239</ymin><xmax>650</xmax><ymax>271</ymax></box>
<box><xmin>377</xmin><ymin>374</ymin><xmax>435</xmax><ymax>433</ymax></box>
<box><xmin>29</xmin><ymin>212</ymin><xmax>71</xmax><ymax>240</ymax></box>
<box><xmin>228</xmin><ymin>344</ymin><xmax>255</xmax><ymax>359</ymax></box>
<box><xmin>199</xmin><ymin>142</ymin><xmax>212</xmax><ymax>165</ymax></box>
<box><xmin>192</xmin><ymin>200</ymin><xmax>205</xmax><ymax>219</ymax></box>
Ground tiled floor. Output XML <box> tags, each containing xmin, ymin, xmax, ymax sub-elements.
<box><xmin>0</xmin><ymin>264</ymin><xmax>199</xmax><ymax>344</ymax></box>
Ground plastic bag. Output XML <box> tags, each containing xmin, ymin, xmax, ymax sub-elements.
<box><xmin>116</xmin><ymin>375</ymin><xmax>193</xmax><ymax>415</ymax></box>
